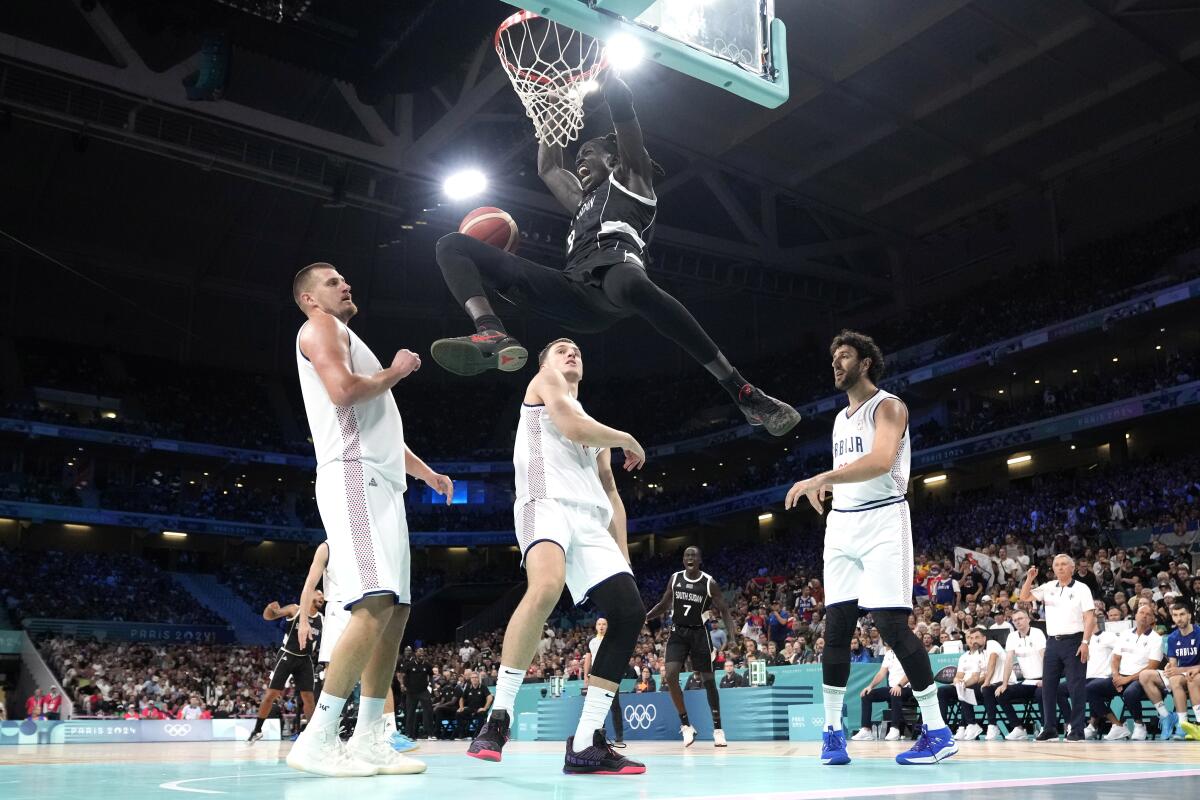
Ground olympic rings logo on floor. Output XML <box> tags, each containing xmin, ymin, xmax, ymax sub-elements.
<box><xmin>163</xmin><ymin>724</ymin><xmax>192</xmax><ymax>737</ymax></box>
<box><xmin>623</xmin><ymin>704</ymin><xmax>657</xmax><ymax>730</ymax></box>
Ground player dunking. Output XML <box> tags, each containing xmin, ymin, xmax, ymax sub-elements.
<box><xmin>466</xmin><ymin>338</ymin><xmax>647</xmax><ymax>775</ymax></box>
<box><xmin>785</xmin><ymin>330</ymin><xmax>958</xmax><ymax>766</ymax></box>
<box><xmin>645</xmin><ymin>546</ymin><xmax>737</xmax><ymax>747</ymax></box>
<box><xmin>430</xmin><ymin>72</ymin><xmax>799</xmax><ymax>437</ymax></box>
<box><xmin>288</xmin><ymin>262</ymin><xmax>453</xmax><ymax>777</ymax></box>
<box><xmin>248</xmin><ymin>593</ymin><xmax>324</xmax><ymax>743</ymax></box>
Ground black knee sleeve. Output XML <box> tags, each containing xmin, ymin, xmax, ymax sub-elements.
<box><xmin>873</xmin><ymin>609</ymin><xmax>934</xmax><ymax>690</ymax></box>
<box><xmin>821</xmin><ymin>601</ymin><xmax>859</xmax><ymax>687</ymax></box>
<box><xmin>587</xmin><ymin>573</ymin><xmax>645</xmax><ymax>683</ymax></box>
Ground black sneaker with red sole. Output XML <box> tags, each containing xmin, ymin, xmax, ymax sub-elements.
<box><xmin>563</xmin><ymin>730</ymin><xmax>646</xmax><ymax>775</ymax></box>
<box><xmin>736</xmin><ymin>385</ymin><xmax>801</xmax><ymax>437</ymax></box>
<box><xmin>431</xmin><ymin>330</ymin><xmax>528</xmax><ymax>377</ymax></box>
<box><xmin>466</xmin><ymin>710</ymin><xmax>510</xmax><ymax>762</ymax></box>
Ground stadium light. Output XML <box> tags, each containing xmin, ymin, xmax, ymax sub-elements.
<box><xmin>163</xmin><ymin>531</ymin><xmax>188</xmax><ymax>539</ymax></box>
<box><xmin>1006</xmin><ymin>454</ymin><xmax>1032</xmax><ymax>466</ymax></box>
<box><xmin>443</xmin><ymin>169</ymin><xmax>487</xmax><ymax>200</ymax></box>
<box><xmin>606</xmin><ymin>33</ymin><xmax>645</xmax><ymax>70</ymax></box>
<box><xmin>758</xmin><ymin>512</ymin><xmax>774</xmax><ymax>523</ymax></box>
<box><xmin>923</xmin><ymin>474</ymin><xmax>947</xmax><ymax>485</ymax></box>
<box><xmin>101</xmin><ymin>410</ymin><xmax>118</xmax><ymax>419</ymax></box>
<box><xmin>64</xmin><ymin>524</ymin><xmax>91</xmax><ymax>532</ymax></box>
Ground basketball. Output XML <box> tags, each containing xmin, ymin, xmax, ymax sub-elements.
<box><xmin>460</xmin><ymin>207</ymin><xmax>519</xmax><ymax>253</ymax></box>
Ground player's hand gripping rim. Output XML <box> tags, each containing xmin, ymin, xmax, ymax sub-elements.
<box><xmin>785</xmin><ymin>478</ymin><xmax>830</xmax><ymax>513</ymax></box>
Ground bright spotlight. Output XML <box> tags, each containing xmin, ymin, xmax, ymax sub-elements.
<box><xmin>606</xmin><ymin>33</ymin><xmax>644</xmax><ymax>70</ymax></box>
<box><xmin>444</xmin><ymin>169</ymin><xmax>487</xmax><ymax>200</ymax></box>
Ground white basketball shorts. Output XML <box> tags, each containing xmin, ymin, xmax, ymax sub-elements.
<box><xmin>823</xmin><ymin>499</ymin><xmax>913</xmax><ymax>610</ymax></box>
<box><xmin>515</xmin><ymin>498</ymin><xmax>631</xmax><ymax>605</ymax></box>
<box><xmin>315</xmin><ymin>460</ymin><xmax>410</xmax><ymax>608</ymax></box>
<box><xmin>318</xmin><ymin>601</ymin><xmax>349</xmax><ymax>664</ymax></box>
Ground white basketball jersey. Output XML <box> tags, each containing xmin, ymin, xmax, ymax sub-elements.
<box><xmin>830</xmin><ymin>389</ymin><xmax>909</xmax><ymax>511</ymax></box>
<box><xmin>296</xmin><ymin>318</ymin><xmax>406</xmax><ymax>485</ymax></box>
<box><xmin>514</xmin><ymin>400</ymin><xmax>612</xmax><ymax>520</ymax></box>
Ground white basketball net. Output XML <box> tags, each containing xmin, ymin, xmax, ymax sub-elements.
<box><xmin>495</xmin><ymin>11</ymin><xmax>607</xmax><ymax>148</ymax></box>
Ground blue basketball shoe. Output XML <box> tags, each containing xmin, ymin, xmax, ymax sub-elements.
<box><xmin>896</xmin><ymin>725</ymin><xmax>958</xmax><ymax>765</ymax></box>
<box><xmin>390</xmin><ymin>732</ymin><xmax>420</xmax><ymax>753</ymax></box>
<box><xmin>1162</xmin><ymin>711</ymin><xmax>1179</xmax><ymax>741</ymax></box>
<box><xmin>821</xmin><ymin>726</ymin><xmax>851</xmax><ymax>765</ymax></box>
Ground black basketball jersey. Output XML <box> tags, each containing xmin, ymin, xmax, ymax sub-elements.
<box><xmin>281</xmin><ymin>612</ymin><xmax>322</xmax><ymax>658</ymax></box>
<box><xmin>671</xmin><ymin>570</ymin><xmax>713</xmax><ymax>627</ymax></box>
<box><xmin>565</xmin><ymin>173</ymin><xmax>656</xmax><ymax>268</ymax></box>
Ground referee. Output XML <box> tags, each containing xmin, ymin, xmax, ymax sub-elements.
<box><xmin>1020</xmin><ymin>554</ymin><xmax>1095</xmax><ymax>742</ymax></box>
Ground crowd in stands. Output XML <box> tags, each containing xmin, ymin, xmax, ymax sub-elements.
<box><xmin>36</xmin><ymin>635</ymin><xmax>275</xmax><ymax>719</ymax></box>
<box><xmin>0</xmin><ymin>548</ymin><xmax>225</xmax><ymax>625</ymax></box>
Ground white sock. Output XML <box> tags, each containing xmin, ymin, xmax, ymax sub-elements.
<box><xmin>308</xmin><ymin>691</ymin><xmax>348</xmax><ymax>733</ymax></box>
<box><xmin>573</xmin><ymin>686</ymin><xmax>615</xmax><ymax>750</ymax></box>
<box><xmin>1155</xmin><ymin>702</ymin><xmax>1168</xmax><ymax>718</ymax></box>
<box><xmin>913</xmin><ymin>684</ymin><xmax>946</xmax><ymax>729</ymax></box>
<box><xmin>491</xmin><ymin>665</ymin><xmax>525</xmax><ymax>716</ymax></box>
<box><xmin>822</xmin><ymin>684</ymin><xmax>846</xmax><ymax>731</ymax></box>
<box><xmin>382</xmin><ymin>712</ymin><xmax>397</xmax><ymax>735</ymax></box>
<box><xmin>1194</xmin><ymin>704</ymin><xmax>1200</xmax><ymax>721</ymax></box>
<box><xmin>355</xmin><ymin>695</ymin><xmax>385</xmax><ymax>734</ymax></box>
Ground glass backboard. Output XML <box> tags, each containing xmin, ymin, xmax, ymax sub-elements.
<box><xmin>504</xmin><ymin>0</ymin><xmax>789</xmax><ymax>108</ymax></box>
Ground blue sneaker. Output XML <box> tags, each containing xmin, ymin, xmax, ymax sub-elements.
<box><xmin>1162</xmin><ymin>712</ymin><xmax>1179</xmax><ymax>741</ymax></box>
<box><xmin>390</xmin><ymin>732</ymin><xmax>420</xmax><ymax>753</ymax></box>
<box><xmin>896</xmin><ymin>725</ymin><xmax>958</xmax><ymax>765</ymax></box>
<box><xmin>821</xmin><ymin>727</ymin><xmax>851</xmax><ymax>765</ymax></box>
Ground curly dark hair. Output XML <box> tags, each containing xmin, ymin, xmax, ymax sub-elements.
<box><xmin>829</xmin><ymin>329</ymin><xmax>885</xmax><ymax>383</ymax></box>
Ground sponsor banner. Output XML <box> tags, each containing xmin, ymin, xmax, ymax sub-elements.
<box><xmin>788</xmin><ymin>702</ymin><xmax>830</xmax><ymax>742</ymax></box>
<box><xmin>23</xmin><ymin>619</ymin><xmax>235</xmax><ymax>644</ymax></box>
<box><xmin>0</xmin><ymin>718</ymin><xmax>279</xmax><ymax>745</ymax></box>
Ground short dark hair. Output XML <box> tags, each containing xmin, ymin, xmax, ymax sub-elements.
<box><xmin>538</xmin><ymin>337</ymin><xmax>578</xmax><ymax>366</ymax></box>
<box><xmin>293</xmin><ymin>262</ymin><xmax>334</xmax><ymax>308</ymax></box>
<box><xmin>1172</xmin><ymin>601</ymin><xmax>1192</xmax><ymax>614</ymax></box>
<box><xmin>830</xmin><ymin>329</ymin><xmax>885</xmax><ymax>383</ymax></box>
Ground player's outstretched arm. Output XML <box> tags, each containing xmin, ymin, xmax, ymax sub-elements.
<box><xmin>297</xmin><ymin>542</ymin><xmax>328</xmax><ymax>649</ymax></box>
<box><xmin>537</xmin><ymin>369</ymin><xmax>646</xmax><ymax>469</ymax></box>
<box><xmin>645</xmin><ymin>581</ymin><xmax>674</xmax><ymax>623</ymax></box>
<box><xmin>709</xmin><ymin>579</ymin><xmax>739</xmax><ymax>647</ymax></box>
<box><xmin>597</xmin><ymin>448</ymin><xmax>631</xmax><ymax>564</ymax></box>
<box><xmin>263</xmin><ymin>601</ymin><xmax>299</xmax><ymax>621</ymax></box>
<box><xmin>601</xmin><ymin>72</ymin><xmax>655</xmax><ymax>199</ymax></box>
<box><xmin>404</xmin><ymin>445</ymin><xmax>454</xmax><ymax>505</ymax></box>
<box><xmin>300</xmin><ymin>312</ymin><xmax>420</xmax><ymax>407</ymax></box>
<box><xmin>537</xmin><ymin>141</ymin><xmax>583</xmax><ymax>212</ymax></box>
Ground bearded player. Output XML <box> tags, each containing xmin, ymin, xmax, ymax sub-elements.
<box><xmin>430</xmin><ymin>72</ymin><xmax>798</xmax><ymax>437</ymax></box>
<box><xmin>785</xmin><ymin>330</ymin><xmax>957</xmax><ymax>766</ymax></box>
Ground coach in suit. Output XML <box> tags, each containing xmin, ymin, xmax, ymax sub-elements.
<box><xmin>1021</xmin><ymin>555</ymin><xmax>1095</xmax><ymax>741</ymax></box>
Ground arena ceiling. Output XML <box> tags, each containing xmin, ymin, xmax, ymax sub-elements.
<box><xmin>2</xmin><ymin>0</ymin><xmax>1200</xmax><ymax>347</ymax></box>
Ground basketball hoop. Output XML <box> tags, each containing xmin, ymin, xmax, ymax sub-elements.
<box><xmin>495</xmin><ymin>10</ymin><xmax>607</xmax><ymax>148</ymax></box>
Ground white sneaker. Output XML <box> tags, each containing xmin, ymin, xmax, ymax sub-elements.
<box><xmin>985</xmin><ymin>725</ymin><xmax>1002</xmax><ymax>741</ymax></box>
<box><xmin>346</xmin><ymin>719</ymin><xmax>427</xmax><ymax>775</ymax></box>
<box><xmin>1004</xmin><ymin>726</ymin><xmax>1028</xmax><ymax>741</ymax></box>
<box><xmin>962</xmin><ymin>724</ymin><xmax>983</xmax><ymax>741</ymax></box>
<box><xmin>1103</xmin><ymin>724</ymin><xmax>1130</xmax><ymax>741</ymax></box>
<box><xmin>1084</xmin><ymin>724</ymin><xmax>1097</xmax><ymax>740</ymax></box>
<box><xmin>287</xmin><ymin>725</ymin><xmax>378</xmax><ymax>777</ymax></box>
<box><xmin>884</xmin><ymin>726</ymin><xmax>902</xmax><ymax>741</ymax></box>
<box><xmin>713</xmin><ymin>729</ymin><xmax>727</xmax><ymax>747</ymax></box>
<box><xmin>681</xmin><ymin>724</ymin><xmax>696</xmax><ymax>747</ymax></box>
<box><xmin>1130</xmin><ymin>723</ymin><xmax>1147</xmax><ymax>741</ymax></box>
<box><xmin>851</xmin><ymin>728</ymin><xmax>875</xmax><ymax>741</ymax></box>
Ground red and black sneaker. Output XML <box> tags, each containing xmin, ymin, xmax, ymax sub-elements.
<box><xmin>466</xmin><ymin>710</ymin><xmax>510</xmax><ymax>762</ymax></box>
<box><xmin>736</xmin><ymin>384</ymin><xmax>801</xmax><ymax>437</ymax></box>
<box><xmin>563</xmin><ymin>730</ymin><xmax>646</xmax><ymax>775</ymax></box>
<box><xmin>431</xmin><ymin>330</ymin><xmax>528</xmax><ymax>377</ymax></box>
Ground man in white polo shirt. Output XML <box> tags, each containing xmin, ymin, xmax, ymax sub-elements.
<box><xmin>1081</xmin><ymin>607</ymin><xmax>1125</xmax><ymax>739</ymax></box>
<box><xmin>984</xmin><ymin>610</ymin><xmax>1071</xmax><ymax>740</ymax></box>
<box><xmin>851</xmin><ymin>644</ymin><xmax>910</xmax><ymax>741</ymax></box>
<box><xmin>1020</xmin><ymin>555</ymin><xmax>1096</xmax><ymax>741</ymax></box>
<box><xmin>1087</xmin><ymin>603</ymin><xmax>1162</xmax><ymax>740</ymax></box>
